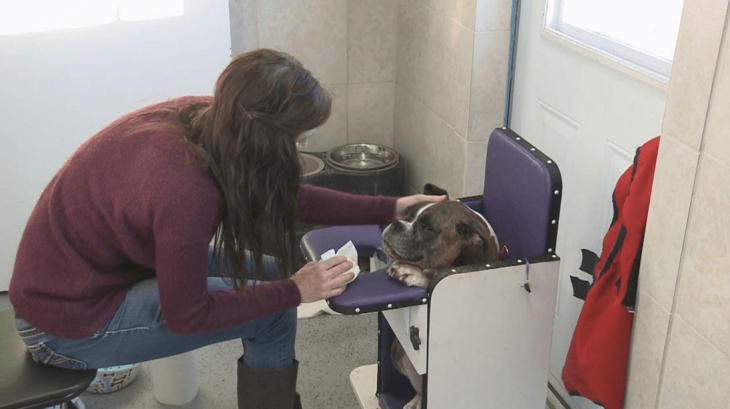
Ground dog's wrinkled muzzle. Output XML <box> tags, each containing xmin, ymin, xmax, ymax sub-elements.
<box><xmin>382</xmin><ymin>232</ymin><xmax>425</xmax><ymax>264</ymax></box>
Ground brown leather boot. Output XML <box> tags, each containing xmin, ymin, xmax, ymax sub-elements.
<box><xmin>237</xmin><ymin>357</ymin><xmax>301</xmax><ymax>409</ymax></box>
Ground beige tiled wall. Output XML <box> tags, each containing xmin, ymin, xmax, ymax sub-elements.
<box><xmin>660</xmin><ymin>317</ymin><xmax>730</xmax><ymax>407</ymax></box>
<box><xmin>258</xmin><ymin>0</ymin><xmax>349</xmax><ymax>85</ymax></box>
<box><xmin>229</xmin><ymin>0</ymin><xmax>397</xmax><ymax>153</ymax></box>
<box><xmin>396</xmin><ymin>0</ymin><xmax>474</xmax><ymax>138</ymax></box>
<box><xmin>229</xmin><ymin>0</ymin><xmax>258</xmax><ymax>53</ymax></box>
<box><xmin>348</xmin><ymin>0</ymin><xmax>398</xmax><ymax>84</ymax></box>
<box><xmin>318</xmin><ymin>84</ymin><xmax>350</xmax><ymax>149</ymax></box>
<box><xmin>394</xmin><ymin>0</ymin><xmax>512</xmax><ymax>196</ymax></box>
<box><xmin>660</xmin><ymin>0</ymin><xmax>729</xmax><ymax>151</ymax></box>
<box><xmin>348</xmin><ymin>82</ymin><xmax>396</xmax><ymax>147</ymax></box>
<box><xmin>625</xmin><ymin>0</ymin><xmax>730</xmax><ymax>407</ymax></box>
<box><xmin>229</xmin><ymin>0</ymin><xmax>511</xmax><ymax>195</ymax></box>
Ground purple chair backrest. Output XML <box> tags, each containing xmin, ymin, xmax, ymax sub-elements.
<box><xmin>320</xmin><ymin>128</ymin><xmax>562</xmax><ymax>317</ymax></box>
<box><xmin>481</xmin><ymin>128</ymin><xmax>562</xmax><ymax>259</ymax></box>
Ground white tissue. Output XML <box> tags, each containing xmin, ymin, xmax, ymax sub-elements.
<box><xmin>320</xmin><ymin>249</ymin><xmax>336</xmax><ymax>260</ymax></box>
<box><xmin>296</xmin><ymin>241</ymin><xmax>362</xmax><ymax>319</ymax></box>
<box><xmin>320</xmin><ymin>240</ymin><xmax>360</xmax><ymax>284</ymax></box>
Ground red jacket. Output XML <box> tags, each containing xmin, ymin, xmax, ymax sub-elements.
<box><xmin>562</xmin><ymin>136</ymin><xmax>660</xmax><ymax>409</ymax></box>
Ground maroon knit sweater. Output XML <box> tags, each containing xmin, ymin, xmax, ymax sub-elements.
<box><xmin>10</xmin><ymin>96</ymin><xmax>397</xmax><ymax>339</ymax></box>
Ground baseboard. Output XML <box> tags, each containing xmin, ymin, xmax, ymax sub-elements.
<box><xmin>546</xmin><ymin>382</ymin><xmax>569</xmax><ymax>409</ymax></box>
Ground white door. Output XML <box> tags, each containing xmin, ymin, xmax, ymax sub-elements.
<box><xmin>510</xmin><ymin>0</ymin><xmax>669</xmax><ymax>407</ymax></box>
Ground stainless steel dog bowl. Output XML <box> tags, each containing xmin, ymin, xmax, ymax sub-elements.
<box><xmin>299</xmin><ymin>153</ymin><xmax>325</xmax><ymax>177</ymax></box>
<box><xmin>325</xmin><ymin>143</ymin><xmax>399</xmax><ymax>172</ymax></box>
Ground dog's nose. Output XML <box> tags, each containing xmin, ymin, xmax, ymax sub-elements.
<box><xmin>391</xmin><ymin>220</ymin><xmax>407</xmax><ymax>232</ymax></box>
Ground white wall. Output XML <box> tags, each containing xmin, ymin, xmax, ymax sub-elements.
<box><xmin>0</xmin><ymin>0</ymin><xmax>231</xmax><ymax>290</ymax></box>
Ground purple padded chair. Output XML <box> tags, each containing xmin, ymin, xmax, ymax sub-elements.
<box><xmin>299</xmin><ymin>128</ymin><xmax>562</xmax><ymax>408</ymax></box>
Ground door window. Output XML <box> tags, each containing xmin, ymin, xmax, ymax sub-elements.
<box><xmin>545</xmin><ymin>0</ymin><xmax>684</xmax><ymax>79</ymax></box>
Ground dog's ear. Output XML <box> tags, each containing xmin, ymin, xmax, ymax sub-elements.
<box><xmin>423</xmin><ymin>183</ymin><xmax>449</xmax><ymax>197</ymax></box>
<box><xmin>454</xmin><ymin>220</ymin><xmax>499</xmax><ymax>265</ymax></box>
<box><xmin>456</xmin><ymin>220</ymin><xmax>486</xmax><ymax>246</ymax></box>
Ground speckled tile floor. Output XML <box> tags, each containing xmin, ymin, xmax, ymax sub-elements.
<box><xmin>1</xmin><ymin>293</ymin><xmax>558</xmax><ymax>409</ymax></box>
<box><xmin>2</xmin><ymin>289</ymin><xmax>377</xmax><ymax>409</ymax></box>
<box><xmin>72</xmin><ymin>312</ymin><xmax>379</xmax><ymax>408</ymax></box>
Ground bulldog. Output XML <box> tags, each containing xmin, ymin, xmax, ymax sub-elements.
<box><xmin>383</xmin><ymin>185</ymin><xmax>501</xmax><ymax>289</ymax></box>
<box><xmin>382</xmin><ymin>184</ymin><xmax>501</xmax><ymax>409</ymax></box>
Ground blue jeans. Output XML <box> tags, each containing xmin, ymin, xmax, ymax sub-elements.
<box><xmin>14</xmin><ymin>249</ymin><xmax>297</xmax><ymax>370</ymax></box>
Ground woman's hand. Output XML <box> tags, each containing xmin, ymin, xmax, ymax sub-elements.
<box><xmin>394</xmin><ymin>194</ymin><xmax>448</xmax><ymax>219</ymax></box>
<box><xmin>291</xmin><ymin>256</ymin><xmax>355</xmax><ymax>303</ymax></box>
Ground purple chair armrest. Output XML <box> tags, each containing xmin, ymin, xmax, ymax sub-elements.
<box><xmin>300</xmin><ymin>225</ymin><xmax>384</xmax><ymax>262</ymax></box>
<box><xmin>328</xmin><ymin>269</ymin><xmax>428</xmax><ymax>314</ymax></box>
<box><xmin>302</xmin><ymin>227</ymin><xmax>429</xmax><ymax>315</ymax></box>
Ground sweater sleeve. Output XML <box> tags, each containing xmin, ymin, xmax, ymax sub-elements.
<box><xmin>151</xmin><ymin>168</ymin><xmax>301</xmax><ymax>335</ymax></box>
<box><xmin>298</xmin><ymin>185</ymin><xmax>399</xmax><ymax>225</ymax></box>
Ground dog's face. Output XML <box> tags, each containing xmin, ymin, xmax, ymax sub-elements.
<box><xmin>382</xmin><ymin>200</ymin><xmax>499</xmax><ymax>270</ymax></box>
<box><xmin>385</xmin><ymin>199</ymin><xmax>501</xmax><ymax>407</ymax></box>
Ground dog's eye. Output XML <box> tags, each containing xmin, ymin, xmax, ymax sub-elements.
<box><xmin>418</xmin><ymin>217</ymin><xmax>434</xmax><ymax>232</ymax></box>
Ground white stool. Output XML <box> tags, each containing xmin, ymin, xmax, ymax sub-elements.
<box><xmin>150</xmin><ymin>351</ymin><xmax>199</xmax><ymax>405</ymax></box>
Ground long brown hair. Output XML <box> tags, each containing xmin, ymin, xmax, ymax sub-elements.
<box><xmin>181</xmin><ymin>49</ymin><xmax>332</xmax><ymax>289</ymax></box>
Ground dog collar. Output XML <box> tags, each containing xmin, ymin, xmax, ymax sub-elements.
<box><xmin>498</xmin><ymin>242</ymin><xmax>509</xmax><ymax>261</ymax></box>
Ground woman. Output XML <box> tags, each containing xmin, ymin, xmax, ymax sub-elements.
<box><xmin>9</xmin><ymin>49</ymin><xmax>443</xmax><ymax>409</ymax></box>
